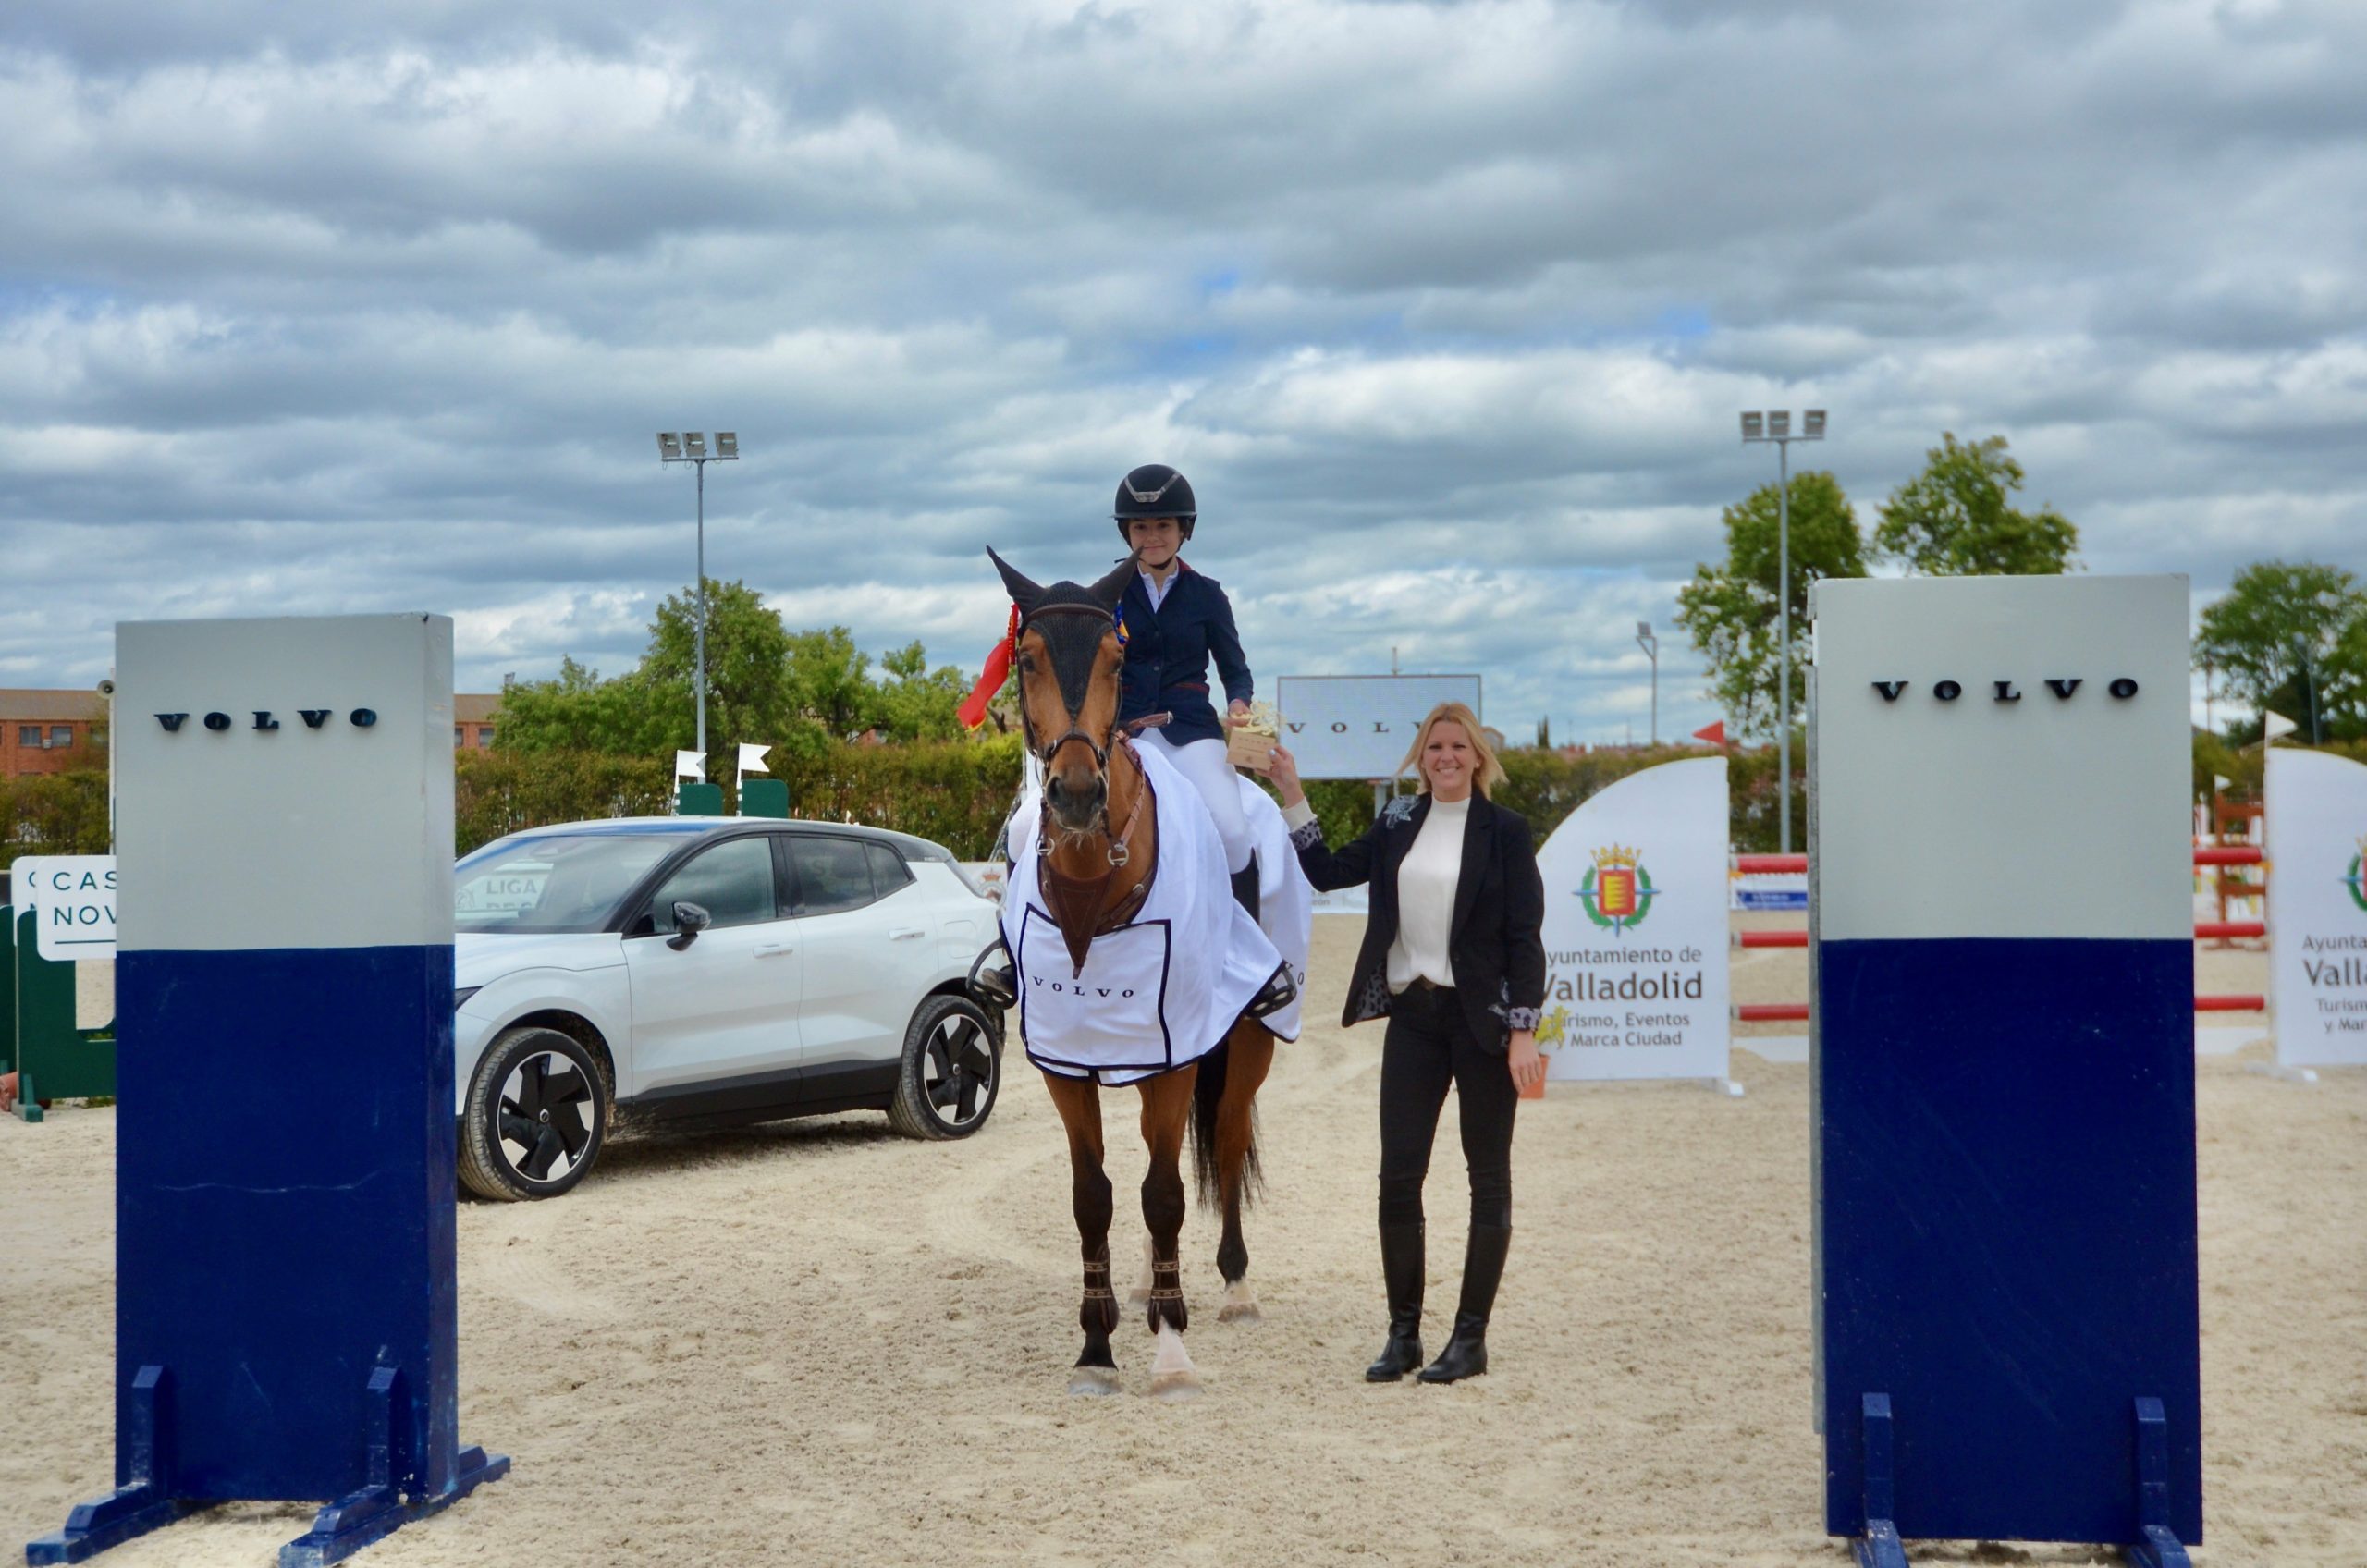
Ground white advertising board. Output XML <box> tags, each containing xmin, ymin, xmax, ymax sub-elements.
<box><xmin>1274</xmin><ymin>675</ymin><xmax>1481</xmax><ymax>781</ymax></box>
<box><xmin>1730</xmin><ymin>870</ymin><xmax>1806</xmax><ymax>911</ymax></box>
<box><xmin>1532</xmin><ymin>756</ymin><xmax>1732</xmax><ymax>1085</ymax></box>
<box><xmin>16</xmin><ymin>855</ymin><xmax>117</xmax><ymax>961</ymax></box>
<box><xmin>2267</xmin><ymin>747</ymin><xmax>2367</xmax><ymax>1068</ymax></box>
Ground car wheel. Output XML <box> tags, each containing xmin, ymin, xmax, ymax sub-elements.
<box><xmin>459</xmin><ymin>1026</ymin><xmax>609</xmax><ymax>1200</ymax></box>
<box><xmin>888</xmin><ymin>994</ymin><xmax>1001</xmax><ymax>1141</ymax></box>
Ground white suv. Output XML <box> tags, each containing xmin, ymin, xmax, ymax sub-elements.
<box><xmin>452</xmin><ymin>817</ymin><xmax>1003</xmax><ymax>1200</ymax></box>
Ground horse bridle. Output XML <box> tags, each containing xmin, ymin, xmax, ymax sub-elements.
<box><xmin>1016</xmin><ymin>603</ymin><xmax>1147</xmax><ymax>871</ymax></box>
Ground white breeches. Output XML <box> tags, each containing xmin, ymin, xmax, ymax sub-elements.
<box><xmin>1142</xmin><ymin>731</ymin><xmax>1253</xmax><ymax>874</ymax></box>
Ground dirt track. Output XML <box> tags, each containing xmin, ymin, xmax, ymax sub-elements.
<box><xmin>4</xmin><ymin>922</ymin><xmax>2361</xmax><ymax>1567</ymax></box>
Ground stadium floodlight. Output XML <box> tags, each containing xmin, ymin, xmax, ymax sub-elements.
<box><xmin>657</xmin><ymin>429</ymin><xmax>744</xmax><ymax>765</ymax></box>
<box><xmin>1736</xmin><ymin>407</ymin><xmax>1831</xmax><ymax>852</ymax></box>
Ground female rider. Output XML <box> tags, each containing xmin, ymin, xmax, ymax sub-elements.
<box><xmin>1110</xmin><ymin>463</ymin><xmax>1261</xmax><ymax>914</ymax></box>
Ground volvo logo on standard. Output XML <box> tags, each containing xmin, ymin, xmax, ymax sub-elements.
<box><xmin>156</xmin><ymin>708</ymin><xmax>380</xmax><ymax>732</ymax></box>
<box><xmin>1870</xmin><ymin>676</ymin><xmax>2140</xmax><ymax>704</ymax></box>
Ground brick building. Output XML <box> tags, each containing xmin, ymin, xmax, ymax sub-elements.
<box><xmin>1</xmin><ymin>690</ymin><xmax>104</xmax><ymax>778</ymax></box>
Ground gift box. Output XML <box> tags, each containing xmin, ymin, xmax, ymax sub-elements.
<box><xmin>1226</xmin><ymin>729</ymin><xmax>1276</xmax><ymax>772</ymax></box>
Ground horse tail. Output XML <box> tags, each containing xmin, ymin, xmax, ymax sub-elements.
<box><xmin>1189</xmin><ymin>1033</ymin><xmax>1263</xmax><ymax>1209</ymax></box>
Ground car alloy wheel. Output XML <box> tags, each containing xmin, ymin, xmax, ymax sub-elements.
<box><xmin>460</xmin><ymin>1025</ymin><xmax>609</xmax><ymax>1200</ymax></box>
<box><xmin>889</xmin><ymin>994</ymin><xmax>1001</xmax><ymax>1140</ymax></box>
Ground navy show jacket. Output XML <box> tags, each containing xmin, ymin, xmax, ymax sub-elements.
<box><xmin>1117</xmin><ymin>560</ymin><xmax>1253</xmax><ymax>746</ymax></box>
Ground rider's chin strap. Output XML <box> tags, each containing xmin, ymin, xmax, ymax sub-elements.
<box><xmin>957</xmin><ymin>605</ymin><xmax>1022</xmax><ymax>730</ymax></box>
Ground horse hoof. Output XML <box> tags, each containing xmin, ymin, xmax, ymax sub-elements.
<box><xmin>1068</xmin><ymin>1366</ymin><xmax>1123</xmax><ymax>1397</ymax></box>
<box><xmin>1217</xmin><ymin>1301</ymin><xmax>1262</xmax><ymax>1325</ymax></box>
<box><xmin>1148</xmin><ymin>1371</ymin><xmax>1202</xmax><ymax>1402</ymax></box>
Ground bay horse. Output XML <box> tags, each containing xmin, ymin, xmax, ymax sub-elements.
<box><xmin>982</xmin><ymin>549</ymin><xmax>1286</xmax><ymax>1399</ymax></box>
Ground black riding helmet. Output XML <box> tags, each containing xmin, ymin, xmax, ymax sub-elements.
<box><xmin>1112</xmin><ymin>463</ymin><xmax>1196</xmax><ymax>544</ymax></box>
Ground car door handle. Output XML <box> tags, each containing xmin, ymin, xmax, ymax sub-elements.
<box><xmin>887</xmin><ymin>926</ymin><xmax>926</xmax><ymax>940</ymax></box>
<box><xmin>753</xmin><ymin>942</ymin><xmax>795</xmax><ymax>958</ymax></box>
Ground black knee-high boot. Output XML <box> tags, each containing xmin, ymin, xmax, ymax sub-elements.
<box><xmin>1229</xmin><ymin>863</ymin><xmax>1260</xmax><ymax>925</ymax></box>
<box><xmin>1417</xmin><ymin>1225</ymin><xmax>1509</xmax><ymax>1383</ymax></box>
<box><xmin>1364</xmin><ymin>1221</ymin><xmax>1425</xmax><ymax>1381</ymax></box>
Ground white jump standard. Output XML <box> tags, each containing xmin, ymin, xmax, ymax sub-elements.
<box><xmin>29</xmin><ymin>616</ymin><xmax>508</xmax><ymax>1568</ymax></box>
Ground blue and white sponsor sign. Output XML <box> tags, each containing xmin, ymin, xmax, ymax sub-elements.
<box><xmin>1810</xmin><ymin>576</ymin><xmax>2199</xmax><ymax>1552</ymax></box>
<box><xmin>1729</xmin><ymin>869</ymin><xmax>1806</xmax><ymax>911</ymax></box>
<box><xmin>1533</xmin><ymin>757</ymin><xmax>1731</xmax><ymax>1084</ymax></box>
<box><xmin>15</xmin><ymin>854</ymin><xmax>117</xmax><ymax>960</ymax></box>
<box><xmin>2267</xmin><ymin>746</ymin><xmax>2367</xmax><ymax>1069</ymax></box>
<box><xmin>33</xmin><ymin>614</ymin><xmax>506</xmax><ymax>1565</ymax></box>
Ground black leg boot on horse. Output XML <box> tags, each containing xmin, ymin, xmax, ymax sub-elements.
<box><xmin>1365</xmin><ymin>1220</ymin><xmax>1426</xmax><ymax>1381</ymax></box>
<box><xmin>1417</xmin><ymin>1224</ymin><xmax>1510</xmax><ymax>1383</ymax></box>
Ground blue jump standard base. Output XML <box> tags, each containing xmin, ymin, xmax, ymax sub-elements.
<box><xmin>1847</xmin><ymin>1393</ymin><xmax>2193</xmax><ymax>1568</ymax></box>
<box><xmin>26</xmin><ymin>1365</ymin><xmax>508</xmax><ymax>1568</ymax></box>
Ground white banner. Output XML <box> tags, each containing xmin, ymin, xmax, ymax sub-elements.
<box><xmin>1730</xmin><ymin>870</ymin><xmax>1806</xmax><ymax>911</ymax></box>
<box><xmin>15</xmin><ymin>855</ymin><xmax>117</xmax><ymax>961</ymax></box>
<box><xmin>1273</xmin><ymin>675</ymin><xmax>1481</xmax><ymax>781</ymax></box>
<box><xmin>1533</xmin><ymin>757</ymin><xmax>1731</xmax><ymax>1084</ymax></box>
<box><xmin>2268</xmin><ymin>747</ymin><xmax>2367</xmax><ymax>1068</ymax></box>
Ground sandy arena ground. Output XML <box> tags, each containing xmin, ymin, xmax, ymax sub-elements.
<box><xmin>5</xmin><ymin>922</ymin><xmax>2361</xmax><ymax>1567</ymax></box>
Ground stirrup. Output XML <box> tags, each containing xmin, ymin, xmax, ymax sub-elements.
<box><xmin>966</xmin><ymin>941</ymin><xmax>1018</xmax><ymax>1010</ymax></box>
<box><xmin>1245</xmin><ymin>961</ymin><xmax>1297</xmax><ymax>1020</ymax></box>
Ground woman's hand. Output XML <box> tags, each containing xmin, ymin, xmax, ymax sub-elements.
<box><xmin>1224</xmin><ymin>698</ymin><xmax>1250</xmax><ymax>729</ymax></box>
<box><xmin>1507</xmin><ymin>1030</ymin><xmax>1545</xmax><ymax>1093</ymax></box>
<box><xmin>1268</xmin><ymin>743</ymin><xmax>1306</xmax><ymax>806</ymax></box>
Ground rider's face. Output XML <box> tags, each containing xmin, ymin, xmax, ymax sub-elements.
<box><xmin>1127</xmin><ymin>516</ymin><xmax>1183</xmax><ymax>568</ymax></box>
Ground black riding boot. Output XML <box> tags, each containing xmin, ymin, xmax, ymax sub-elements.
<box><xmin>1417</xmin><ymin>1224</ymin><xmax>1510</xmax><ymax>1384</ymax></box>
<box><xmin>1229</xmin><ymin>863</ymin><xmax>1260</xmax><ymax>925</ymax></box>
<box><xmin>1364</xmin><ymin>1221</ymin><xmax>1425</xmax><ymax>1382</ymax></box>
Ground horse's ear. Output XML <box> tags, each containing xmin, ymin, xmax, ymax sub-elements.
<box><xmin>987</xmin><ymin>548</ymin><xmax>1045</xmax><ymax>616</ymax></box>
<box><xmin>1086</xmin><ymin>559</ymin><xmax>1134</xmax><ymax>610</ymax></box>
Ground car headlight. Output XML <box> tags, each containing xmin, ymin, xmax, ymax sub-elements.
<box><xmin>454</xmin><ymin>986</ymin><xmax>482</xmax><ymax>1011</ymax></box>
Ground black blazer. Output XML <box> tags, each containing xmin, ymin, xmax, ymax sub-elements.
<box><xmin>1288</xmin><ymin>791</ymin><xmax>1547</xmax><ymax>1050</ymax></box>
<box><xmin>1117</xmin><ymin>562</ymin><xmax>1253</xmax><ymax>746</ymax></box>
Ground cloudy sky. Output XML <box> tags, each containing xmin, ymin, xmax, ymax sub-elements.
<box><xmin>5</xmin><ymin>0</ymin><xmax>2363</xmax><ymax>743</ymax></box>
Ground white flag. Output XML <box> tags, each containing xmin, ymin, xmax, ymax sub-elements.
<box><xmin>2262</xmin><ymin>710</ymin><xmax>2297</xmax><ymax>742</ymax></box>
<box><xmin>673</xmin><ymin>750</ymin><xmax>705</xmax><ymax>781</ymax></box>
<box><xmin>738</xmin><ymin>741</ymin><xmax>771</xmax><ymax>775</ymax></box>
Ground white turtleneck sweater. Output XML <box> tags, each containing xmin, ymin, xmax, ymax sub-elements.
<box><xmin>1385</xmin><ymin>794</ymin><xmax>1469</xmax><ymax>990</ymax></box>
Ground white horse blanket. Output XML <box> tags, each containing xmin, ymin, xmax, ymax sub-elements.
<box><xmin>1002</xmin><ymin>742</ymin><xmax>1312</xmax><ymax>1085</ymax></box>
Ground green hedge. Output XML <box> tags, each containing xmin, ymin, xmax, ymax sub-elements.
<box><xmin>773</xmin><ymin>735</ymin><xmax>1025</xmax><ymax>861</ymax></box>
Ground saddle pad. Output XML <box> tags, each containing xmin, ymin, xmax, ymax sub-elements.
<box><xmin>1004</xmin><ymin>740</ymin><xmax>1283</xmax><ymax>1084</ymax></box>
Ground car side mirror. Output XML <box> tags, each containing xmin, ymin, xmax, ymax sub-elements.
<box><xmin>666</xmin><ymin>900</ymin><xmax>712</xmax><ymax>951</ymax></box>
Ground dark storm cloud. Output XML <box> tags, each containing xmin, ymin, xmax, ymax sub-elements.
<box><xmin>4</xmin><ymin>0</ymin><xmax>2363</xmax><ymax>741</ymax></box>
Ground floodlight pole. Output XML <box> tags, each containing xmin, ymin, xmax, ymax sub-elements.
<box><xmin>1636</xmin><ymin>622</ymin><xmax>1659</xmax><ymax>745</ymax></box>
<box><xmin>1742</xmin><ymin>410</ymin><xmax>1825</xmax><ymax>854</ymax></box>
<box><xmin>659</xmin><ymin>434</ymin><xmax>739</xmax><ymax>765</ymax></box>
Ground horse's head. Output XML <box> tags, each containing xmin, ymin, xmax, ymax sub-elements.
<box><xmin>988</xmin><ymin>548</ymin><xmax>1135</xmax><ymax>838</ymax></box>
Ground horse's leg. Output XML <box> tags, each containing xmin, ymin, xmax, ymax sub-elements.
<box><xmin>1042</xmin><ymin>1071</ymin><xmax>1122</xmax><ymax>1395</ymax></box>
<box><xmin>1137</xmin><ymin>1066</ymin><xmax>1201</xmax><ymax>1400</ymax></box>
<box><xmin>1213</xmin><ymin>1020</ymin><xmax>1276</xmax><ymax>1324</ymax></box>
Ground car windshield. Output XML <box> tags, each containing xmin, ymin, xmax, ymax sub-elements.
<box><xmin>455</xmin><ymin>833</ymin><xmax>687</xmax><ymax>933</ymax></box>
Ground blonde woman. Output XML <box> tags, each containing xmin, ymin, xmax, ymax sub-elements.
<box><xmin>1269</xmin><ymin>703</ymin><xmax>1546</xmax><ymax>1384</ymax></box>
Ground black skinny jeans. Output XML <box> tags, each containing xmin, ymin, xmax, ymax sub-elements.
<box><xmin>1377</xmin><ymin>983</ymin><xmax>1516</xmax><ymax>1231</ymax></box>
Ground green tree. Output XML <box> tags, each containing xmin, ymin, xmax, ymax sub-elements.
<box><xmin>1874</xmin><ymin>433</ymin><xmax>2079</xmax><ymax>576</ymax></box>
<box><xmin>2194</xmin><ymin>560</ymin><xmax>2367</xmax><ymax>744</ymax></box>
<box><xmin>493</xmin><ymin>657</ymin><xmax>674</xmax><ymax>756</ymax></box>
<box><xmin>873</xmin><ymin>641</ymin><xmax>969</xmax><ymax>742</ymax></box>
<box><xmin>1674</xmin><ymin>471</ymin><xmax>1865</xmax><ymax>741</ymax></box>
<box><xmin>640</xmin><ymin>579</ymin><xmax>800</xmax><ymax>774</ymax></box>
